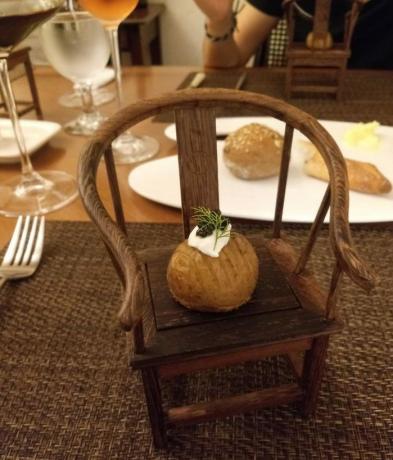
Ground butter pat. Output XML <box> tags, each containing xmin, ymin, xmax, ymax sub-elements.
<box><xmin>344</xmin><ymin>121</ymin><xmax>380</xmax><ymax>150</ymax></box>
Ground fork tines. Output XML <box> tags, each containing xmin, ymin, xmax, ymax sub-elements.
<box><xmin>3</xmin><ymin>216</ymin><xmax>45</xmax><ymax>267</ymax></box>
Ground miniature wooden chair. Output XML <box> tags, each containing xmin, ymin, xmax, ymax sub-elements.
<box><xmin>284</xmin><ymin>0</ymin><xmax>365</xmax><ymax>99</ymax></box>
<box><xmin>0</xmin><ymin>47</ymin><xmax>43</xmax><ymax>119</ymax></box>
<box><xmin>78</xmin><ymin>89</ymin><xmax>376</xmax><ymax>448</ymax></box>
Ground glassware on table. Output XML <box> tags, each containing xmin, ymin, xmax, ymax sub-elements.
<box><xmin>57</xmin><ymin>0</ymin><xmax>114</xmax><ymax>109</ymax></box>
<box><xmin>0</xmin><ymin>0</ymin><xmax>78</xmax><ymax>217</ymax></box>
<box><xmin>41</xmin><ymin>11</ymin><xmax>111</xmax><ymax>136</ymax></box>
<box><xmin>78</xmin><ymin>0</ymin><xmax>159</xmax><ymax>164</ymax></box>
<box><xmin>59</xmin><ymin>85</ymin><xmax>115</xmax><ymax>108</ymax></box>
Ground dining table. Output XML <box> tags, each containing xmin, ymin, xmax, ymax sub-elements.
<box><xmin>1</xmin><ymin>65</ymin><xmax>393</xmax><ymax>248</ymax></box>
<box><xmin>1</xmin><ymin>65</ymin><xmax>393</xmax><ymax>458</ymax></box>
<box><xmin>0</xmin><ymin>66</ymin><xmax>186</xmax><ymax>248</ymax></box>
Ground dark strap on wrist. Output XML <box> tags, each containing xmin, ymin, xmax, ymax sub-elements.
<box><xmin>205</xmin><ymin>13</ymin><xmax>238</xmax><ymax>42</ymax></box>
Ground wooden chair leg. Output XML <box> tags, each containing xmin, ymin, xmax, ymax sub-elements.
<box><xmin>141</xmin><ymin>368</ymin><xmax>167</xmax><ymax>448</ymax></box>
<box><xmin>301</xmin><ymin>336</ymin><xmax>330</xmax><ymax>417</ymax></box>
<box><xmin>336</xmin><ymin>63</ymin><xmax>346</xmax><ymax>102</ymax></box>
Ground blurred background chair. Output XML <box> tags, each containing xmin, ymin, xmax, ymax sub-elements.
<box><xmin>284</xmin><ymin>0</ymin><xmax>365</xmax><ymax>99</ymax></box>
<box><xmin>0</xmin><ymin>47</ymin><xmax>43</xmax><ymax>120</ymax></box>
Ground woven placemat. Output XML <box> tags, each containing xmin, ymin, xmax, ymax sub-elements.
<box><xmin>153</xmin><ymin>70</ymin><xmax>393</xmax><ymax>125</ymax></box>
<box><xmin>0</xmin><ymin>221</ymin><xmax>392</xmax><ymax>459</ymax></box>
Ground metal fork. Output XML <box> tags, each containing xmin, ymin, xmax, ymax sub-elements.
<box><xmin>0</xmin><ymin>216</ymin><xmax>45</xmax><ymax>289</ymax></box>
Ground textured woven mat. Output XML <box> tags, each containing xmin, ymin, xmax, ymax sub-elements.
<box><xmin>1</xmin><ymin>221</ymin><xmax>392</xmax><ymax>459</ymax></box>
<box><xmin>153</xmin><ymin>70</ymin><xmax>393</xmax><ymax>125</ymax></box>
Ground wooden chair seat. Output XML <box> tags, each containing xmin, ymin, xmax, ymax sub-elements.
<box><xmin>78</xmin><ymin>89</ymin><xmax>375</xmax><ymax>448</ymax></box>
<box><xmin>132</xmin><ymin>237</ymin><xmax>341</xmax><ymax>371</ymax></box>
<box><xmin>287</xmin><ymin>44</ymin><xmax>350</xmax><ymax>60</ymax></box>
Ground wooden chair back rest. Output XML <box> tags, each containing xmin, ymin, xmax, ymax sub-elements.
<box><xmin>284</xmin><ymin>0</ymin><xmax>365</xmax><ymax>50</ymax></box>
<box><xmin>78</xmin><ymin>89</ymin><xmax>376</xmax><ymax>332</ymax></box>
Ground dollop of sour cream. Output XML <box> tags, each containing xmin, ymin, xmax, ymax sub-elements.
<box><xmin>188</xmin><ymin>224</ymin><xmax>232</xmax><ymax>258</ymax></box>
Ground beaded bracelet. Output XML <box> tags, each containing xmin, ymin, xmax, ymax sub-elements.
<box><xmin>204</xmin><ymin>13</ymin><xmax>237</xmax><ymax>42</ymax></box>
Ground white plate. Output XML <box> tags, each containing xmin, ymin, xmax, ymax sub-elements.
<box><xmin>131</xmin><ymin>118</ymin><xmax>393</xmax><ymax>223</ymax></box>
<box><xmin>164</xmin><ymin>116</ymin><xmax>285</xmax><ymax>141</ymax></box>
<box><xmin>0</xmin><ymin>119</ymin><xmax>61</xmax><ymax>164</ymax></box>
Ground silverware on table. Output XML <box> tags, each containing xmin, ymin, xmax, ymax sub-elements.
<box><xmin>235</xmin><ymin>72</ymin><xmax>247</xmax><ymax>90</ymax></box>
<box><xmin>188</xmin><ymin>72</ymin><xmax>206</xmax><ymax>88</ymax></box>
<box><xmin>0</xmin><ymin>215</ymin><xmax>45</xmax><ymax>289</ymax></box>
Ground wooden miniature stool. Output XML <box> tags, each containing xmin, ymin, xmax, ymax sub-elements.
<box><xmin>0</xmin><ymin>47</ymin><xmax>43</xmax><ymax>120</ymax></box>
<box><xmin>284</xmin><ymin>0</ymin><xmax>365</xmax><ymax>100</ymax></box>
<box><xmin>78</xmin><ymin>89</ymin><xmax>376</xmax><ymax>448</ymax></box>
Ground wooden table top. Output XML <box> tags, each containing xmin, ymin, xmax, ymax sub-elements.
<box><xmin>1</xmin><ymin>66</ymin><xmax>392</xmax><ymax>248</ymax></box>
<box><xmin>0</xmin><ymin>66</ymin><xmax>189</xmax><ymax>248</ymax></box>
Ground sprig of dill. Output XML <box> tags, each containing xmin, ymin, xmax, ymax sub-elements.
<box><xmin>192</xmin><ymin>207</ymin><xmax>231</xmax><ymax>249</ymax></box>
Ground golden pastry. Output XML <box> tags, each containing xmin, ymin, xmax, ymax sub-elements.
<box><xmin>304</xmin><ymin>145</ymin><xmax>392</xmax><ymax>195</ymax></box>
<box><xmin>223</xmin><ymin>123</ymin><xmax>283</xmax><ymax>180</ymax></box>
<box><xmin>167</xmin><ymin>208</ymin><xmax>259</xmax><ymax>313</ymax></box>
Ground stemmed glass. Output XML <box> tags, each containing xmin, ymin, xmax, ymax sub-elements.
<box><xmin>41</xmin><ymin>11</ymin><xmax>111</xmax><ymax>136</ymax></box>
<box><xmin>59</xmin><ymin>78</ymin><xmax>115</xmax><ymax>109</ymax></box>
<box><xmin>78</xmin><ymin>0</ymin><xmax>159</xmax><ymax>164</ymax></box>
<box><xmin>0</xmin><ymin>0</ymin><xmax>78</xmax><ymax>217</ymax></box>
<box><xmin>58</xmin><ymin>0</ymin><xmax>114</xmax><ymax>109</ymax></box>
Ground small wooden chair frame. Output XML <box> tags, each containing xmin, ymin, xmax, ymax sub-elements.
<box><xmin>284</xmin><ymin>0</ymin><xmax>365</xmax><ymax>100</ymax></box>
<box><xmin>0</xmin><ymin>47</ymin><xmax>43</xmax><ymax>120</ymax></box>
<box><xmin>78</xmin><ymin>89</ymin><xmax>375</xmax><ymax>448</ymax></box>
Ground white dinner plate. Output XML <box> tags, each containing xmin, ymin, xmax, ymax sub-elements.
<box><xmin>0</xmin><ymin>119</ymin><xmax>61</xmax><ymax>164</ymax></box>
<box><xmin>130</xmin><ymin>118</ymin><xmax>393</xmax><ymax>223</ymax></box>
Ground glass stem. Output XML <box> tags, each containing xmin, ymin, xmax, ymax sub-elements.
<box><xmin>0</xmin><ymin>58</ymin><xmax>34</xmax><ymax>177</ymax></box>
<box><xmin>78</xmin><ymin>81</ymin><xmax>95</xmax><ymax>115</ymax></box>
<box><xmin>106</xmin><ymin>26</ymin><xmax>123</xmax><ymax>109</ymax></box>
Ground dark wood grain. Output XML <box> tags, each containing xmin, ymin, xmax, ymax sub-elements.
<box><xmin>141</xmin><ymin>368</ymin><xmax>167</xmax><ymax>448</ymax></box>
<box><xmin>131</xmin><ymin>308</ymin><xmax>339</xmax><ymax>369</ymax></box>
<box><xmin>325</xmin><ymin>260</ymin><xmax>344</xmax><ymax>320</ymax></box>
<box><xmin>146</xmin><ymin>242</ymin><xmax>299</xmax><ymax>331</ymax></box>
<box><xmin>77</xmin><ymin>87</ymin><xmax>376</xmax><ymax>446</ymax></box>
<box><xmin>284</xmin><ymin>0</ymin><xmax>365</xmax><ymax>99</ymax></box>
<box><xmin>174</xmin><ymin>107</ymin><xmax>219</xmax><ymax>238</ymax></box>
<box><xmin>167</xmin><ymin>384</ymin><xmax>303</xmax><ymax>425</ymax></box>
<box><xmin>104</xmin><ymin>146</ymin><xmax>127</xmax><ymax>234</ymax></box>
<box><xmin>301</xmin><ymin>336</ymin><xmax>330</xmax><ymax>416</ymax></box>
<box><xmin>273</xmin><ymin>124</ymin><xmax>294</xmax><ymax>238</ymax></box>
<box><xmin>295</xmin><ymin>185</ymin><xmax>331</xmax><ymax>275</ymax></box>
<box><xmin>0</xmin><ymin>47</ymin><xmax>42</xmax><ymax>119</ymax></box>
<box><xmin>313</xmin><ymin>0</ymin><xmax>331</xmax><ymax>38</ymax></box>
<box><xmin>159</xmin><ymin>339</ymin><xmax>311</xmax><ymax>379</ymax></box>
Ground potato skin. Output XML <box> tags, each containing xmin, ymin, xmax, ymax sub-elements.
<box><xmin>167</xmin><ymin>233</ymin><xmax>259</xmax><ymax>313</ymax></box>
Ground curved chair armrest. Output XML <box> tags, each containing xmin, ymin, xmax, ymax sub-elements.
<box><xmin>295</xmin><ymin>115</ymin><xmax>377</xmax><ymax>291</ymax></box>
<box><xmin>79</xmin><ymin>88</ymin><xmax>377</xmax><ymax>308</ymax></box>
<box><xmin>78</xmin><ymin>139</ymin><xmax>143</xmax><ymax>331</ymax></box>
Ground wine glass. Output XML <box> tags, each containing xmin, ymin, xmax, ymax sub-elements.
<box><xmin>78</xmin><ymin>0</ymin><xmax>159</xmax><ymax>164</ymax></box>
<box><xmin>0</xmin><ymin>0</ymin><xmax>78</xmax><ymax>217</ymax></box>
<box><xmin>58</xmin><ymin>0</ymin><xmax>114</xmax><ymax>109</ymax></box>
<box><xmin>59</xmin><ymin>80</ymin><xmax>115</xmax><ymax>109</ymax></box>
<box><xmin>41</xmin><ymin>11</ymin><xmax>111</xmax><ymax>136</ymax></box>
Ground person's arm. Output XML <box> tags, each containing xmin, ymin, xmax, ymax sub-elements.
<box><xmin>195</xmin><ymin>1</ymin><xmax>280</xmax><ymax>68</ymax></box>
